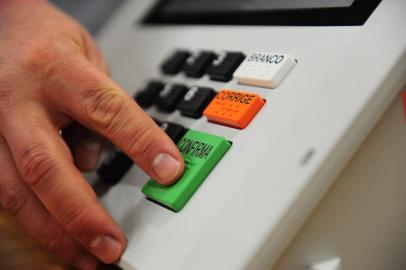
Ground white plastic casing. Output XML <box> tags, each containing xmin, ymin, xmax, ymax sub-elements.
<box><xmin>94</xmin><ymin>0</ymin><xmax>406</xmax><ymax>269</ymax></box>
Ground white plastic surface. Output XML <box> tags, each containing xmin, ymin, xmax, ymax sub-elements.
<box><xmin>93</xmin><ymin>0</ymin><xmax>406</xmax><ymax>269</ymax></box>
<box><xmin>274</xmin><ymin>96</ymin><xmax>406</xmax><ymax>270</ymax></box>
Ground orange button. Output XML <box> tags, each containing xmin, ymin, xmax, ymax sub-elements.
<box><xmin>203</xmin><ymin>89</ymin><xmax>265</xmax><ymax>129</ymax></box>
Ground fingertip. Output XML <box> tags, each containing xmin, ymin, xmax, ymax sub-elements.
<box><xmin>151</xmin><ymin>152</ymin><xmax>184</xmax><ymax>185</ymax></box>
<box><xmin>90</xmin><ymin>235</ymin><xmax>125</xmax><ymax>264</ymax></box>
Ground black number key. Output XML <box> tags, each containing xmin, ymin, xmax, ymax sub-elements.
<box><xmin>156</xmin><ymin>83</ymin><xmax>188</xmax><ymax>112</ymax></box>
<box><xmin>161</xmin><ymin>50</ymin><xmax>191</xmax><ymax>75</ymax></box>
<box><xmin>159</xmin><ymin>122</ymin><xmax>188</xmax><ymax>143</ymax></box>
<box><xmin>134</xmin><ymin>80</ymin><xmax>164</xmax><ymax>108</ymax></box>
<box><xmin>177</xmin><ymin>86</ymin><xmax>216</xmax><ymax>118</ymax></box>
<box><xmin>206</xmin><ymin>51</ymin><xmax>246</xmax><ymax>82</ymax></box>
<box><xmin>97</xmin><ymin>150</ymin><xmax>133</xmax><ymax>185</ymax></box>
<box><xmin>183</xmin><ymin>51</ymin><xmax>217</xmax><ymax>78</ymax></box>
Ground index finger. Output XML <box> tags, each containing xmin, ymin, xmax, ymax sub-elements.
<box><xmin>46</xmin><ymin>58</ymin><xmax>184</xmax><ymax>185</ymax></box>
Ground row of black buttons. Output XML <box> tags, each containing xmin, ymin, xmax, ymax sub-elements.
<box><xmin>161</xmin><ymin>50</ymin><xmax>246</xmax><ymax>82</ymax></box>
<box><xmin>135</xmin><ymin>81</ymin><xmax>216</xmax><ymax>119</ymax></box>
<box><xmin>97</xmin><ymin>120</ymin><xmax>188</xmax><ymax>184</ymax></box>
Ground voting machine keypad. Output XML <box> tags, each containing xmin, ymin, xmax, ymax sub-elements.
<box><xmin>99</xmin><ymin>49</ymin><xmax>296</xmax><ymax>211</ymax></box>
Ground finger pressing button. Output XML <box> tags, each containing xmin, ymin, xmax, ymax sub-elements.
<box><xmin>142</xmin><ymin>129</ymin><xmax>231</xmax><ymax>212</ymax></box>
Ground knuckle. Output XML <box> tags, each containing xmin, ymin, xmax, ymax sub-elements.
<box><xmin>126</xmin><ymin>125</ymin><xmax>159</xmax><ymax>159</ymax></box>
<box><xmin>83</xmin><ymin>88</ymin><xmax>128</xmax><ymax>131</ymax></box>
<box><xmin>19</xmin><ymin>144</ymin><xmax>56</xmax><ymax>187</ymax></box>
<box><xmin>21</xmin><ymin>40</ymin><xmax>57</xmax><ymax>71</ymax></box>
<box><xmin>0</xmin><ymin>185</ymin><xmax>28</xmax><ymax>216</ymax></box>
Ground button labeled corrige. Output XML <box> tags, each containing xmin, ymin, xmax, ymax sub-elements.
<box><xmin>142</xmin><ymin>130</ymin><xmax>231</xmax><ymax>212</ymax></box>
<box><xmin>203</xmin><ymin>90</ymin><xmax>265</xmax><ymax>129</ymax></box>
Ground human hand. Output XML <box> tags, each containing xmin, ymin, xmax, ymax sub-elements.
<box><xmin>0</xmin><ymin>0</ymin><xmax>184</xmax><ymax>269</ymax></box>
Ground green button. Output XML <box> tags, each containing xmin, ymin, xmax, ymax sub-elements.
<box><xmin>142</xmin><ymin>129</ymin><xmax>231</xmax><ymax>212</ymax></box>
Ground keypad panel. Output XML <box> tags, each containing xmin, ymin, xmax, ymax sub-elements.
<box><xmin>99</xmin><ymin>48</ymin><xmax>296</xmax><ymax>210</ymax></box>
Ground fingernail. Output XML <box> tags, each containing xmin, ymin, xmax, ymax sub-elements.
<box><xmin>72</xmin><ymin>254</ymin><xmax>99</xmax><ymax>270</ymax></box>
<box><xmin>81</xmin><ymin>140</ymin><xmax>101</xmax><ymax>152</ymax></box>
<box><xmin>152</xmin><ymin>153</ymin><xmax>181</xmax><ymax>183</ymax></box>
<box><xmin>90</xmin><ymin>235</ymin><xmax>122</xmax><ymax>263</ymax></box>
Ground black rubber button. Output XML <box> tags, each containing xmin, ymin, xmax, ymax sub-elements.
<box><xmin>177</xmin><ymin>86</ymin><xmax>216</xmax><ymax>118</ymax></box>
<box><xmin>134</xmin><ymin>80</ymin><xmax>165</xmax><ymax>108</ymax></box>
<box><xmin>159</xmin><ymin>122</ymin><xmax>188</xmax><ymax>143</ymax></box>
<box><xmin>206</xmin><ymin>52</ymin><xmax>246</xmax><ymax>82</ymax></box>
<box><xmin>156</xmin><ymin>83</ymin><xmax>188</xmax><ymax>112</ymax></box>
<box><xmin>183</xmin><ymin>51</ymin><xmax>217</xmax><ymax>78</ymax></box>
<box><xmin>161</xmin><ymin>50</ymin><xmax>191</xmax><ymax>75</ymax></box>
<box><xmin>97</xmin><ymin>150</ymin><xmax>133</xmax><ymax>185</ymax></box>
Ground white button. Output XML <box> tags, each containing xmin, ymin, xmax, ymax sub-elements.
<box><xmin>233</xmin><ymin>52</ymin><xmax>296</xmax><ymax>88</ymax></box>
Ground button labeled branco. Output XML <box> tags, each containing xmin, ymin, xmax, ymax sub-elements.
<box><xmin>203</xmin><ymin>90</ymin><xmax>265</xmax><ymax>129</ymax></box>
<box><xmin>233</xmin><ymin>52</ymin><xmax>296</xmax><ymax>88</ymax></box>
